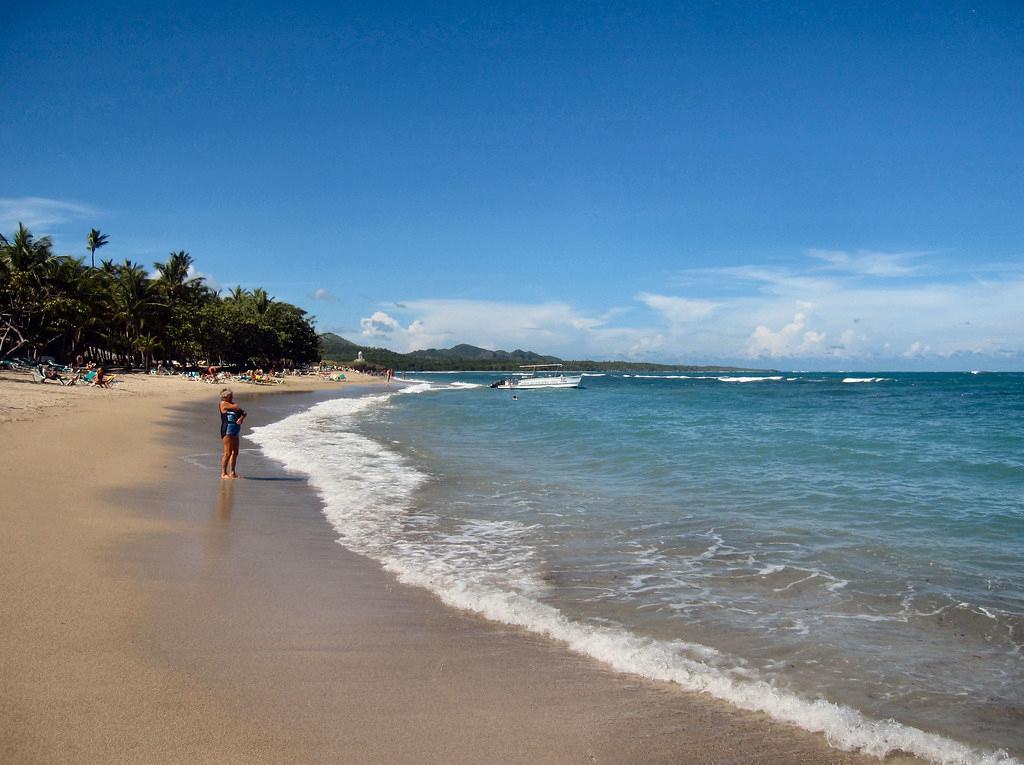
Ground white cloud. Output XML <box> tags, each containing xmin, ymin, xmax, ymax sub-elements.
<box><xmin>0</xmin><ymin>196</ymin><xmax>100</xmax><ymax>232</ymax></box>
<box><xmin>357</xmin><ymin>247</ymin><xmax>1024</xmax><ymax>369</ymax></box>
<box><xmin>358</xmin><ymin>299</ymin><xmax>660</xmax><ymax>359</ymax></box>
<box><xmin>637</xmin><ymin>292</ymin><xmax>717</xmax><ymax>323</ymax></box>
<box><xmin>807</xmin><ymin>248</ymin><xmax>925</xmax><ymax>277</ymax></box>
<box><xmin>647</xmin><ymin>249</ymin><xmax>1024</xmax><ymax>367</ymax></box>
<box><xmin>311</xmin><ymin>288</ymin><xmax>333</xmax><ymax>301</ymax></box>
<box><xmin>902</xmin><ymin>341</ymin><xmax>931</xmax><ymax>358</ymax></box>
<box><xmin>702</xmin><ymin>265</ymin><xmax>839</xmax><ymax>295</ymax></box>
<box><xmin>746</xmin><ymin>313</ymin><xmax>827</xmax><ymax>358</ymax></box>
<box><xmin>361</xmin><ymin>311</ymin><xmax>403</xmax><ymax>337</ymax></box>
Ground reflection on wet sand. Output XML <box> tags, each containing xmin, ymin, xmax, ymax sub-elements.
<box><xmin>203</xmin><ymin>479</ymin><xmax>237</xmax><ymax>562</ymax></box>
<box><xmin>217</xmin><ymin>478</ymin><xmax>235</xmax><ymax>522</ymax></box>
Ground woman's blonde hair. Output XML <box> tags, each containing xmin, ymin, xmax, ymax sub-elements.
<box><xmin>220</xmin><ymin>388</ymin><xmax>233</xmax><ymax>400</ymax></box>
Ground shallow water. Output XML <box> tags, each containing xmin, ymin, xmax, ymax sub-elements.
<box><xmin>250</xmin><ymin>371</ymin><xmax>1023</xmax><ymax>765</ymax></box>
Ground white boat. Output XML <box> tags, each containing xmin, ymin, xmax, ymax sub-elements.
<box><xmin>490</xmin><ymin>364</ymin><xmax>583</xmax><ymax>390</ymax></box>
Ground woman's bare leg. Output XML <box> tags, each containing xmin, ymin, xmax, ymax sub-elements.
<box><xmin>221</xmin><ymin>437</ymin><xmax>232</xmax><ymax>478</ymax></box>
<box><xmin>229</xmin><ymin>436</ymin><xmax>240</xmax><ymax>478</ymax></box>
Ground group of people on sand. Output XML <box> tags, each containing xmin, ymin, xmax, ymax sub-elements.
<box><xmin>37</xmin><ymin>357</ymin><xmax>114</xmax><ymax>388</ymax></box>
<box><xmin>202</xmin><ymin>365</ymin><xmax>284</xmax><ymax>385</ymax></box>
<box><xmin>317</xmin><ymin>364</ymin><xmax>394</xmax><ymax>382</ymax></box>
<box><xmin>370</xmin><ymin>366</ymin><xmax>395</xmax><ymax>382</ymax></box>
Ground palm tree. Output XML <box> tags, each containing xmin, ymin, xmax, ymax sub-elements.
<box><xmin>134</xmin><ymin>333</ymin><xmax>160</xmax><ymax>370</ymax></box>
<box><xmin>0</xmin><ymin>224</ymin><xmax>55</xmax><ymax>357</ymax></box>
<box><xmin>2</xmin><ymin>223</ymin><xmax>54</xmax><ymax>274</ymax></box>
<box><xmin>86</xmin><ymin>228</ymin><xmax>109</xmax><ymax>269</ymax></box>
<box><xmin>250</xmin><ymin>287</ymin><xmax>273</xmax><ymax>316</ymax></box>
<box><xmin>103</xmin><ymin>260</ymin><xmax>163</xmax><ymax>365</ymax></box>
<box><xmin>49</xmin><ymin>257</ymin><xmax>104</xmax><ymax>358</ymax></box>
<box><xmin>154</xmin><ymin>250</ymin><xmax>205</xmax><ymax>304</ymax></box>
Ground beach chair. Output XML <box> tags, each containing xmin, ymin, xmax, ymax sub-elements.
<box><xmin>8</xmin><ymin>357</ymin><xmax>37</xmax><ymax>372</ymax></box>
<box><xmin>35</xmin><ymin>365</ymin><xmax>73</xmax><ymax>385</ymax></box>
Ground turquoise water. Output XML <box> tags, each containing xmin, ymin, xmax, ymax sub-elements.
<box><xmin>251</xmin><ymin>371</ymin><xmax>1023</xmax><ymax>764</ymax></box>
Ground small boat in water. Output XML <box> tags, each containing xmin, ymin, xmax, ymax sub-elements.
<box><xmin>489</xmin><ymin>364</ymin><xmax>583</xmax><ymax>390</ymax></box>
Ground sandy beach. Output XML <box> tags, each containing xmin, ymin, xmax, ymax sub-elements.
<box><xmin>0</xmin><ymin>373</ymin><xmax>890</xmax><ymax>764</ymax></box>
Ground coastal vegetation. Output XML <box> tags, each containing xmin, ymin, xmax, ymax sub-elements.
<box><xmin>0</xmin><ymin>224</ymin><xmax>319</xmax><ymax>368</ymax></box>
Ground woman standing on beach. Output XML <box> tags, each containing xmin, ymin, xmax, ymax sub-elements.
<box><xmin>219</xmin><ymin>389</ymin><xmax>247</xmax><ymax>479</ymax></box>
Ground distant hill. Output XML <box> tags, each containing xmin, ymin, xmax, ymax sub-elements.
<box><xmin>319</xmin><ymin>333</ymin><xmax>560</xmax><ymax>371</ymax></box>
<box><xmin>319</xmin><ymin>333</ymin><xmax>771</xmax><ymax>373</ymax></box>
<box><xmin>320</xmin><ymin>333</ymin><xmax>361</xmax><ymax>352</ymax></box>
<box><xmin>407</xmin><ymin>344</ymin><xmax>560</xmax><ymax>364</ymax></box>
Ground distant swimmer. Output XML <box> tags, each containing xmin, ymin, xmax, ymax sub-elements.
<box><xmin>219</xmin><ymin>388</ymin><xmax>247</xmax><ymax>479</ymax></box>
<box><xmin>512</xmin><ymin>394</ymin><xmax>518</xmax><ymax>400</ymax></box>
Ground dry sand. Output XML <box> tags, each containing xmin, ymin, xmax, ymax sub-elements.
<box><xmin>0</xmin><ymin>373</ymin><xmax>894</xmax><ymax>764</ymax></box>
<box><xmin>0</xmin><ymin>368</ymin><xmax>381</xmax><ymax>425</ymax></box>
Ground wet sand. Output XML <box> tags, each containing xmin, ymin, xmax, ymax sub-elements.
<box><xmin>1</xmin><ymin>377</ymin><xmax>893</xmax><ymax>764</ymax></box>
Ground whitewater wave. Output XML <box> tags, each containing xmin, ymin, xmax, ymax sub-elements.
<box><xmin>248</xmin><ymin>393</ymin><xmax>1019</xmax><ymax>765</ymax></box>
<box><xmin>622</xmin><ymin>374</ymin><xmax>785</xmax><ymax>383</ymax></box>
<box><xmin>622</xmin><ymin>374</ymin><xmax>701</xmax><ymax>379</ymax></box>
<box><xmin>393</xmin><ymin>378</ymin><xmax>484</xmax><ymax>393</ymax></box>
<box><xmin>842</xmin><ymin>377</ymin><xmax>892</xmax><ymax>384</ymax></box>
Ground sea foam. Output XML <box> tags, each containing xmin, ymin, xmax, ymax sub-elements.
<box><xmin>717</xmin><ymin>376</ymin><xmax>784</xmax><ymax>383</ymax></box>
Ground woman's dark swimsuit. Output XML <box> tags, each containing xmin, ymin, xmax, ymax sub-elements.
<box><xmin>220</xmin><ymin>409</ymin><xmax>244</xmax><ymax>437</ymax></box>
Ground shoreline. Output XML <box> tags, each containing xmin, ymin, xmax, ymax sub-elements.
<box><xmin>2</xmin><ymin>375</ymin><xmax>886</xmax><ymax>763</ymax></box>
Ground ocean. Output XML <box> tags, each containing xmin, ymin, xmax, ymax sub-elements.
<box><xmin>248</xmin><ymin>371</ymin><xmax>1023</xmax><ymax>765</ymax></box>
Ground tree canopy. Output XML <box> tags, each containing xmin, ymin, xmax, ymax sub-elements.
<box><xmin>1</xmin><ymin>224</ymin><xmax>320</xmax><ymax>368</ymax></box>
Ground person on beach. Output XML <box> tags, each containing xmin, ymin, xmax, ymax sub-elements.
<box><xmin>37</xmin><ymin>364</ymin><xmax>69</xmax><ymax>385</ymax></box>
<box><xmin>219</xmin><ymin>388</ymin><xmax>247</xmax><ymax>479</ymax></box>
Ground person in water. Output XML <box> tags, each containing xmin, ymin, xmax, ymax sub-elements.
<box><xmin>219</xmin><ymin>388</ymin><xmax>247</xmax><ymax>479</ymax></box>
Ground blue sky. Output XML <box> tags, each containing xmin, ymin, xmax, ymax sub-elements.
<box><xmin>2</xmin><ymin>1</ymin><xmax>1022</xmax><ymax>369</ymax></box>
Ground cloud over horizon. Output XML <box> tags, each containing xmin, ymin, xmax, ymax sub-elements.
<box><xmin>357</xmin><ymin>249</ymin><xmax>1024</xmax><ymax>369</ymax></box>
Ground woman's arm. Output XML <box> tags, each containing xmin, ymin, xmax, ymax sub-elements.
<box><xmin>220</xmin><ymin>401</ymin><xmax>247</xmax><ymax>423</ymax></box>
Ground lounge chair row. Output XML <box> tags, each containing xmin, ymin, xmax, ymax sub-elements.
<box><xmin>32</xmin><ymin>366</ymin><xmax>115</xmax><ymax>387</ymax></box>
